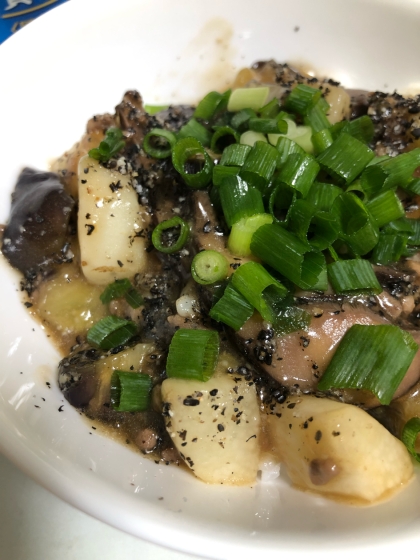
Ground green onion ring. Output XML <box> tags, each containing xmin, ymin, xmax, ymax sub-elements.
<box><xmin>152</xmin><ymin>216</ymin><xmax>190</xmax><ymax>254</ymax></box>
<box><xmin>143</xmin><ymin>128</ymin><xmax>177</xmax><ymax>159</ymax></box>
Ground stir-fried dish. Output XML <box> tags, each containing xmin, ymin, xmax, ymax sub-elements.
<box><xmin>3</xmin><ymin>60</ymin><xmax>420</xmax><ymax>505</ymax></box>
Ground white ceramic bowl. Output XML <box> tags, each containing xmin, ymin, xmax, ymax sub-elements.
<box><xmin>1</xmin><ymin>1</ymin><xmax>420</xmax><ymax>558</ymax></box>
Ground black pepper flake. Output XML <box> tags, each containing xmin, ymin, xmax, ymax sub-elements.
<box><xmin>332</xmin><ymin>431</ymin><xmax>340</xmax><ymax>437</ymax></box>
<box><xmin>85</xmin><ymin>213</ymin><xmax>91</xmax><ymax>219</ymax></box>
<box><xmin>412</xmin><ymin>128</ymin><xmax>420</xmax><ymax>139</ymax></box>
<box><xmin>230</xmin><ymin>262</ymin><xmax>241</xmax><ymax>270</ymax></box>
<box><xmin>210</xmin><ymin>389</ymin><xmax>218</xmax><ymax>396</ymax></box>
<box><xmin>117</xmin><ymin>260</ymin><xmax>124</xmax><ymax>267</ymax></box>
<box><xmin>246</xmin><ymin>434</ymin><xmax>256</xmax><ymax>442</ymax></box>
<box><xmin>289</xmin><ymin>423</ymin><xmax>292</xmax><ymax>429</ymax></box>
<box><xmin>192</xmin><ymin>438</ymin><xmax>197</xmax><ymax>442</ymax></box>
<box><xmin>221</xmin><ymin>407</ymin><xmax>226</xmax><ymax>416</ymax></box>
<box><xmin>217</xmin><ymin>424</ymin><xmax>225</xmax><ymax>432</ymax></box>
<box><xmin>84</xmin><ymin>167</ymin><xmax>89</xmax><ymax>174</ymax></box>
<box><xmin>58</xmin><ymin>405</ymin><xmax>64</xmax><ymax>412</ymax></box>
<box><xmin>34</xmin><ymin>405</ymin><xmax>40</xmax><ymax>408</ymax></box>
<box><xmin>85</xmin><ymin>224</ymin><xmax>95</xmax><ymax>235</ymax></box>
<box><xmin>183</xmin><ymin>397</ymin><xmax>200</xmax><ymax>406</ymax></box>
<box><xmin>81</xmin><ymin>179</ymin><xmax>87</xmax><ymax>184</ymax></box>
<box><xmin>109</xmin><ymin>180</ymin><xmax>122</xmax><ymax>192</ymax></box>
<box><xmin>287</xmin><ymin>403</ymin><xmax>296</xmax><ymax>409</ymax></box>
<box><xmin>178</xmin><ymin>430</ymin><xmax>187</xmax><ymax>441</ymax></box>
<box><xmin>181</xmin><ymin>442</ymin><xmax>187</xmax><ymax>447</ymax></box>
<box><xmin>24</xmin><ymin>302</ymin><xmax>33</xmax><ymax>308</ymax></box>
<box><xmin>233</xmin><ymin>386</ymin><xmax>238</xmax><ymax>394</ymax></box>
<box><xmin>203</xmin><ymin>221</ymin><xmax>211</xmax><ymax>233</ymax></box>
<box><xmin>315</xmin><ymin>430</ymin><xmax>322</xmax><ymax>442</ymax></box>
<box><xmin>312</xmin><ymin>363</ymin><xmax>319</xmax><ymax>370</ymax></box>
<box><xmin>302</xmin><ymin>421</ymin><xmax>308</xmax><ymax>429</ymax></box>
<box><xmin>300</xmin><ymin>336</ymin><xmax>310</xmax><ymax>348</ymax></box>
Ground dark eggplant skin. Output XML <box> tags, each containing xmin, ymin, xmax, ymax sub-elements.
<box><xmin>2</xmin><ymin>168</ymin><xmax>75</xmax><ymax>275</ymax></box>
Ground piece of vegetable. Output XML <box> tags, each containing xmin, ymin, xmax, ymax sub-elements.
<box><xmin>317</xmin><ymin>324</ymin><xmax>419</xmax><ymax>405</ymax></box>
<box><xmin>166</xmin><ymin>329</ymin><xmax>220</xmax><ymax>382</ymax></box>
<box><xmin>191</xmin><ymin>250</ymin><xmax>229</xmax><ymax>285</ymax></box>
<box><xmin>266</xmin><ymin>395</ymin><xmax>413</xmax><ymax>504</ymax></box>
<box><xmin>152</xmin><ymin>216</ymin><xmax>189</xmax><ymax>254</ymax></box>
<box><xmin>110</xmin><ymin>370</ymin><xmax>152</xmax><ymax>412</ymax></box>
<box><xmin>87</xmin><ymin>315</ymin><xmax>137</xmax><ymax>350</ymax></box>
<box><xmin>88</xmin><ymin>127</ymin><xmax>125</xmax><ymax>162</ymax></box>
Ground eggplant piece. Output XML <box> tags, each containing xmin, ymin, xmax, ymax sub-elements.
<box><xmin>58</xmin><ymin>347</ymin><xmax>102</xmax><ymax>409</ymax></box>
<box><xmin>2</xmin><ymin>168</ymin><xmax>75</xmax><ymax>275</ymax></box>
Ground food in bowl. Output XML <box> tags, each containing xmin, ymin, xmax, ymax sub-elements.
<box><xmin>2</xmin><ymin>60</ymin><xmax>420</xmax><ymax>505</ymax></box>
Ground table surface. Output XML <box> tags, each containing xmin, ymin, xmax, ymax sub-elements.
<box><xmin>0</xmin><ymin>452</ymin><xmax>198</xmax><ymax>560</ymax></box>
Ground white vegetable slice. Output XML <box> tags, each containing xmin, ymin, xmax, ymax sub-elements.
<box><xmin>77</xmin><ymin>155</ymin><xmax>149</xmax><ymax>285</ymax></box>
<box><xmin>266</xmin><ymin>395</ymin><xmax>413</xmax><ymax>504</ymax></box>
<box><xmin>161</xmin><ymin>359</ymin><xmax>261</xmax><ymax>485</ymax></box>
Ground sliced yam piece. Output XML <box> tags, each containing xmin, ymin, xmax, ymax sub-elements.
<box><xmin>266</xmin><ymin>395</ymin><xmax>413</xmax><ymax>504</ymax></box>
<box><xmin>78</xmin><ymin>155</ymin><xmax>150</xmax><ymax>285</ymax></box>
<box><xmin>34</xmin><ymin>263</ymin><xmax>107</xmax><ymax>349</ymax></box>
<box><xmin>161</xmin><ymin>358</ymin><xmax>261</xmax><ymax>485</ymax></box>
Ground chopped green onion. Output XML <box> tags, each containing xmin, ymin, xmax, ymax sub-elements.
<box><xmin>277</xmin><ymin>152</ymin><xmax>320</xmax><ymax>197</ymax></box>
<box><xmin>144</xmin><ymin>104</ymin><xmax>169</xmax><ymax>115</ymax></box>
<box><xmin>152</xmin><ymin>216</ymin><xmax>189</xmax><ymax>254</ymax></box>
<box><xmin>371</xmin><ymin>233</ymin><xmax>408</xmax><ymax>265</ymax></box>
<box><xmin>194</xmin><ymin>90</ymin><xmax>230</xmax><ymax>120</ymax></box>
<box><xmin>248</xmin><ymin>117</ymin><xmax>288</xmax><ymax>134</ymax></box>
<box><xmin>231</xmin><ymin>262</ymin><xmax>288</xmax><ymax>323</ymax></box>
<box><xmin>177</xmin><ymin>118</ymin><xmax>212</xmax><ymax>146</ymax></box>
<box><xmin>124</xmin><ymin>288</ymin><xmax>144</xmax><ymax>309</ymax></box>
<box><xmin>286</xmin><ymin>199</ymin><xmax>339</xmax><ymax>251</ymax></box>
<box><xmin>239</xmin><ymin>141</ymin><xmax>279</xmax><ymax>191</ymax></box>
<box><xmin>259</xmin><ymin>98</ymin><xmax>280</xmax><ymax>118</ymax></box>
<box><xmin>191</xmin><ymin>250</ymin><xmax>229</xmax><ymax>285</ymax></box>
<box><xmin>220</xmin><ymin>144</ymin><xmax>251</xmax><ymax>166</ymax></box>
<box><xmin>251</xmin><ymin>223</ymin><xmax>327</xmax><ymax>290</ymax></box>
<box><xmin>100</xmin><ymin>279</ymin><xmax>144</xmax><ymax>308</ymax></box>
<box><xmin>332</xmin><ymin>115</ymin><xmax>374</xmax><ymax>144</ymax></box>
<box><xmin>87</xmin><ymin>316</ymin><xmax>137</xmax><ymax>350</ymax></box>
<box><xmin>361</xmin><ymin>149</ymin><xmax>420</xmax><ymax>197</ymax></box>
<box><xmin>212</xmin><ymin>165</ymin><xmax>240</xmax><ymax>186</ymax></box>
<box><xmin>365</xmin><ymin>190</ymin><xmax>405</xmax><ymax>228</ymax></box>
<box><xmin>317</xmin><ymin>133</ymin><xmax>375</xmax><ymax>185</ymax></box>
<box><xmin>143</xmin><ymin>128</ymin><xmax>177</xmax><ymax>159</ymax></box>
<box><xmin>327</xmin><ymin>259</ymin><xmax>382</xmax><ymax>295</ymax></box>
<box><xmin>402</xmin><ymin>417</ymin><xmax>420</xmax><ymax>462</ymax></box>
<box><xmin>100</xmin><ymin>279</ymin><xmax>132</xmax><ymax>304</ymax></box>
<box><xmin>269</xmin><ymin>120</ymin><xmax>314</xmax><ymax>154</ymax></box>
<box><xmin>209</xmin><ymin>283</ymin><xmax>254</xmax><ymax>330</ymax></box>
<box><xmin>332</xmin><ymin>192</ymin><xmax>379</xmax><ymax>255</ymax></box>
<box><xmin>240</xmin><ymin>131</ymin><xmax>267</xmax><ymax>146</ymax></box>
<box><xmin>219</xmin><ymin>175</ymin><xmax>264</xmax><ymax>227</ymax></box>
<box><xmin>312</xmin><ymin>128</ymin><xmax>333</xmax><ymax>154</ymax></box>
<box><xmin>405</xmin><ymin>177</ymin><xmax>420</xmax><ymax>196</ymax></box>
<box><xmin>285</xmin><ymin>84</ymin><xmax>322</xmax><ymax>115</ymax></box>
<box><xmin>272</xmin><ymin>136</ymin><xmax>305</xmax><ymax>168</ymax></box>
<box><xmin>166</xmin><ymin>329</ymin><xmax>219</xmax><ymax>381</ymax></box>
<box><xmin>110</xmin><ymin>370</ymin><xmax>151</xmax><ymax>412</ymax></box>
<box><xmin>89</xmin><ymin>127</ymin><xmax>125</xmax><ymax>163</ymax></box>
<box><xmin>227</xmin><ymin>87</ymin><xmax>270</xmax><ymax>112</ymax></box>
<box><xmin>305</xmin><ymin>181</ymin><xmax>342</xmax><ymax>211</ymax></box>
<box><xmin>268</xmin><ymin>182</ymin><xmax>296</xmax><ymax>223</ymax></box>
<box><xmin>317</xmin><ymin>324</ymin><xmax>419</xmax><ymax>405</ymax></box>
<box><xmin>304</xmin><ymin>101</ymin><xmax>331</xmax><ymax>133</ymax></box>
<box><xmin>210</xmin><ymin>126</ymin><xmax>239</xmax><ymax>153</ymax></box>
<box><xmin>172</xmin><ymin>137</ymin><xmax>213</xmax><ymax>189</ymax></box>
<box><xmin>231</xmin><ymin>108</ymin><xmax>257</xmax><ymax>131</ymax></box>
<box><xmin>228</xmin><ymin>213</ymin><xmax>273</xmax><ymax>257</ymax></box>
